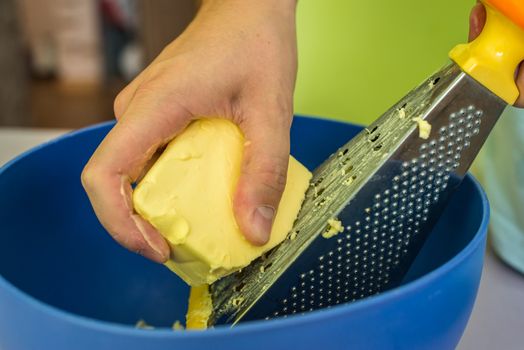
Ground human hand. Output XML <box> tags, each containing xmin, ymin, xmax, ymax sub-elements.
<box><xmin>469</xmin><ymin>1</ymin><xmax>524</xmax><ymax>107</ymax></box>
<box><xmin>81</xmin><ymin>0</ymin><xmax>298</xmax><ymax>262</ymax></box>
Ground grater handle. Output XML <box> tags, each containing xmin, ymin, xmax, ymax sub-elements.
<box><xmin>449</xmin><ymin>0</ymin><xmax>524</xmax><ymax>105</ymax></box>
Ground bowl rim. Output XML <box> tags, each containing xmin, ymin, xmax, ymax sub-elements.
<box><xmin>0</xmin><ymin>116</ymin><xmax>490</xmax><ymax>338</ymax></box>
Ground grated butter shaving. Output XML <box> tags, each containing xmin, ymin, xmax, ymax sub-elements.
<box><xmin>412</xmin><ymin>117</ymin><xmax>431</xmax><ymax>139</ymax></box>
<box><xmin>172</xmin><ymin>320</ymin><xmax>184</xmax><ymax>331</ymax></box>
<box><xmin>135</xmin><ymin>319</ymin><xmax>155</xmax><ymax>330</ymax></box>
<box><xmin>322</xmin><ymin>218</ymin><xmax>344</xmax><ymax>239</ymax></box>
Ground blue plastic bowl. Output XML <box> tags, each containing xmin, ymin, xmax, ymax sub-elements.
<box><xmin>0</xmin><ymin>117</ymin><xmax>488</xmax><ymax>350</ymax></box>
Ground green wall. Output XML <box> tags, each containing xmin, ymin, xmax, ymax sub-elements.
<box><xmin>295</xmin><ymin>0</ymin><xmax>474</xmax><ymax>125</ymax></box>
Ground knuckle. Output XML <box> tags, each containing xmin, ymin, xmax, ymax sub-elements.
<box><xmin>81</xmin><ymin>162</ymin><xmax>99</xmax><ymax>191</ymax></box>
<box><xmin>254</xmin><ymin>158</ymin><xmax>288</xmax><ymax>194</ymax></box>
<box><xmin>113</xmin><ymin>91</ymin><xmax>129</xmax><ymax>119</ymax></box>
<box><xmin>81</xmin><ymin>161</ymin><xmax>111</xmax><ymax>194</ymax></box>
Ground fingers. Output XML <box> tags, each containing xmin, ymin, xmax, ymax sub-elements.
<box><xmin>82</xmin><ymin>87</ymin><xmax>192</xmax><ymax>262</ymax></box>
<box><xmin>469</xmin><ymin>2</ymin><xmax>486</xmax><ymax>42</ymax></box>
<box><xmin>233</xmin><ymin>109</ymin><xmax>292</xmax><ymax>245</ymax></box>
<box><xmin>516</xmin><ymin>63</ymin><xmax>524</xmax><ymax>107</ymax></box>
<box><xmin>113</xmin><ymin>84</ymin><xmax>138</xmax><ymax>121</ymax></box>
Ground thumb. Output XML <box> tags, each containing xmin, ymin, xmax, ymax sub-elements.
<box><xmin>468</xmin><ymin>2</ymin><xmax>486</xmax><ymax>42</ymax></box>
<box><xmin>234</xmin><ymin>114</ymin><xmax>291</xmax><ymax>246</ymax></box>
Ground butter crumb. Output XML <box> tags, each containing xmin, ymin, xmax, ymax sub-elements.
<box><xmin>260</xmin><ymin>265</ymin><xmax>265</xmax><ymax>273</ymax></box>
<box><xmin>344</xmin><ymin>175</ymin><xmax>356</xmax><ymax>186</ymax></box>
<box><xmin>232</xmin><ymin>296</ymin><xmax>244</xmax><ymax>307</ymax></box>
<box><xmin>398</xmin><ymin>108</ymin><xmax>406</xmax><ymax>119</ymax></box>
<box><xmin>172</xmin><ymin>320</ymin><xmax>184</xmax><ymax>331</ymax></box>
<box><xmin>412</xmin><ymin>117</ymin><xmax>431</xmax><ymax>139</ymax></box>
<box><xmin>322</xmin><ymin>218</ymin><xmax>344</xmax><ymax>239</ymax></box>
<box><xmin>289</xmin><ymin>231</ymin><xmax>298</xmax><ymax>240</ymax></box>
<box><xmin>135</xmin><ymin>319</ymin><xmax>154</xmax><ymax>330</ymax></box>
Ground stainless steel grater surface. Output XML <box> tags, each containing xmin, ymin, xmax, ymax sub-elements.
<box><xmin>209</xmin><ymin>62</ymin><xmax>507</xmax><ymax>326</ymax></box>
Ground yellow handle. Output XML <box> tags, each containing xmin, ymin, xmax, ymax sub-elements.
<box><xmin>449</xmin><ymin>2</ymin><xmax>524</xmax><ymax>104</ymax></box>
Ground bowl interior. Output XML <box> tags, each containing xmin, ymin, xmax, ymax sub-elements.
<box><xmin>0</xmin><ymin>117</ymin><xmax>485</xmax><ymax>328</ymax></box>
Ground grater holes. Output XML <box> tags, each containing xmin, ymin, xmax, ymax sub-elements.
<box><xmin>276</xmin><ymin>104</ymin><xmax>487</xmax><ymax>317</ymax></box>
<box><xmin>369</xmin><ymin>133</ymin><xmax>381</xmax><ymax>143</ymax></box>
<box><xmin>366</xmin><ymin>125</ymin><xmax>379</xmax><ymax>135</ymax></box>
<box><xmin>315</xmin><ymin>187</ymin><xmax>325</xmax><ymax>197</ymax></box>
<box><xmin>233</xmin><ymin>281</ymin><xmax>246</xmax><ymax>293</ymax></box>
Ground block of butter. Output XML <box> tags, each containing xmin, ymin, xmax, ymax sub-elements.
<box><xmin>133</xmin><ymin>118</ymin><xmax>312</xmax><ymax>286</ymax></box>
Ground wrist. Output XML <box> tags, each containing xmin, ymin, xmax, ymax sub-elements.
<box><xmin>199</xmin><ymin>0</ymin><xmax>297</xmax><ymax>16</ymax></box>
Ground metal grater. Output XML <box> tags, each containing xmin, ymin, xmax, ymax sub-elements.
<box><xmin>208</xmin><ymin>61</ymin><xmax>507</xmax><ymax>326</ymax></box>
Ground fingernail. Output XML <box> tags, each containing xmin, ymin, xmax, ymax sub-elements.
<box><xmin>251</xmin><ymin>206</ymin><xmax>275</xmax><ymax>245</ymax></box>
<box><xmin>132</xmin><ymin>215</ymin><xmax>169</xmax><ymax>262</ymax></box>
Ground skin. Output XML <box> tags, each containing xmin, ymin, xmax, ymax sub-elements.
<box><xmin>82</xmin><ymin>0</ymin><xmax>524</xmax><ymax>264</ymax></box>
<box><xmin>82</xmin><ymin>0</ymin><xmax>298</xmax><ymax>262</ymax></box>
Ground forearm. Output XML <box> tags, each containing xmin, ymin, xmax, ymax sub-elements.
<box><xmin>198</xmin><ymin>0</ymin><xmax>297</xmax><ymax>19</ymax></box>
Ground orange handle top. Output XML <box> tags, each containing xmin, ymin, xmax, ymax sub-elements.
<box><xmin>449</xmin><ymin>0</ymin><xmax>524</xmax><ymax>104</ymax></box>
<box><xmin>486</xmin><ymin>0</ymin><xmax>524</xmax><ymax>31</ymax></box>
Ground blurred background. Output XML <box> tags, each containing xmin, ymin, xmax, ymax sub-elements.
<box><xmin>1</xmin><ymin>0</ymin><xmax>197</xmax><ymax>128</ymax></box>
<box><xmin>0</xmin><ymin>0</ymin><xmax>475</xmax><ymax>129</ymax></box>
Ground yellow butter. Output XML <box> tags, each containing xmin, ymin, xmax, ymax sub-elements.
<box><xmin>185</xmin><ymin>285</ymin><xmax>212</xmax><ymax>330</ymax></box>
<box><xmin>133</xmin><ymin>118</ymin><xmax>312</xmax><ymax>286</ymax></box>
<box><xmin>322</xmin><ymin>218</ymin><xmax>344</xmax><ymax>239</ymax></box>
<box><xmin>412</xmin><ymin>117</ymin><xmax>431</xmax><ymax>140</ymax></box>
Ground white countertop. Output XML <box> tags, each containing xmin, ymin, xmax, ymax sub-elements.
<box><xmin>0</xmin><ymin>127</ymin><xmax>523</xmax><ymax>349</ymax></box>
